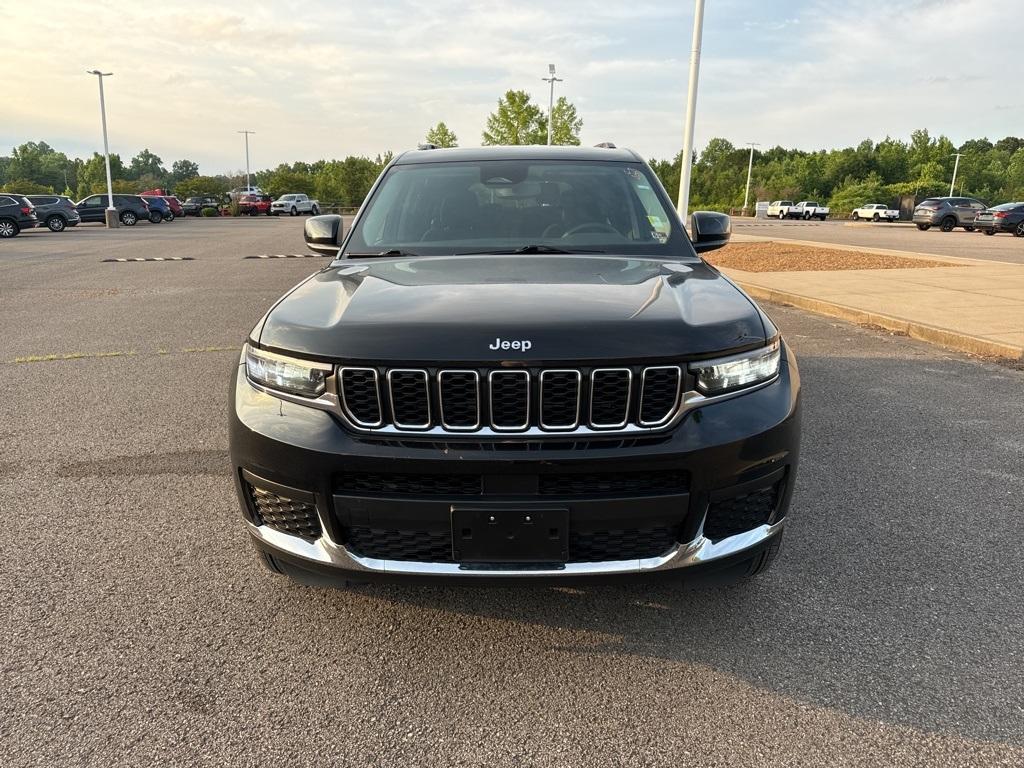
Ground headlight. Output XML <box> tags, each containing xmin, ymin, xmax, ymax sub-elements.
<box><xmin>245</xmin><ymin>344</ymin><xmax>331</xmax><ymax>398</ymax></box>
<box><xmin>689</xmin><ymin>340</ymin><xmax>781</xmax><ymax>395</ymax></box>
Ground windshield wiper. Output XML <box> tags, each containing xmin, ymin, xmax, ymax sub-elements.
<box><xmin>345</xmin><ymin>249</ymin><xmax>419</xmax><ymax>258</ymax></box>
<box><xmin>459</xmin><ymin>244</ymin><xmax>605</xmax><ymax>255</ymax></box>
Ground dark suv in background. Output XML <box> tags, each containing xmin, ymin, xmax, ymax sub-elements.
<box><xmin>182</xmin><ymin>196</ymin><xmax>221</xmax><ymax>216</ymax></box>
<box><xmin>24</xmin><ymin>195</ymin><xmax>80</xmax><ymax>232</ymax></box>
<box><xmin>913</xmin><ymin>197</ymin><xmax>987</xmax><ymax>231</ymax></box>
<box><xmin>75</xmin><ymin>194</ymin><xmax>150</xmax><ymax>226</ymax></box>
<box><xmin>0</xmin><ymin>194</ymin><xmax>39</xmax><ymax>237</ymax></box>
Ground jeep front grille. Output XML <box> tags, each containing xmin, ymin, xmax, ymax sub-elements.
<box><xmin>335</xmin><ymin>364</ymin><xmax>682</xmax><ymax>436</ymax></box>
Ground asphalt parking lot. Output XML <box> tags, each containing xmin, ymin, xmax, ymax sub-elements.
<box><xmin>734</xmin><ymin>219</ymin><xmax>1024</xmax><ymax>264</ymax></box>
<box><xmin>3</xmin><ymin>219</ymin><xmax>1023</xmax><ymax>766</ymax></box>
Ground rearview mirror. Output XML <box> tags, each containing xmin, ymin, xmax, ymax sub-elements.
<box><xmin>690</xmin><ymin>211</ymin><xmax>731</xmax><ymax>254</ymax></box>
<box><xmin>304</xmin><ymin>214</ymin><xmax>344</xmax><ymax>256</ymax></box>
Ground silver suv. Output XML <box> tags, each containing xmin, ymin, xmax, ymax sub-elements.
<box><xmin>913</xmin><ymin>197</ymin><xmax>987</xmax><ymax>232</ymax></box>
<box><xmin>25</xmin><ymin>195</ymin><xmax>81</xmax><ymax>232</ymax></box>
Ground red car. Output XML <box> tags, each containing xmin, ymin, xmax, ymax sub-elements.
<box><xmin>139</xmin><ymin>189</ymin><xmax>184</xmax><ymax>219</ymax></box>
<box><xmin>239</xmin><ymin>194</ymin><xmax>272</xmax><ymax>216</ymax></box>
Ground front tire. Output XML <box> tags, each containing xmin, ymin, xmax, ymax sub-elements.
<box><xmin>916</xmin><ymin>223</ymin><xmax>930</xmax><ymax>231</ymax></box>
<box><xmin>311</xmin><ymin>205</ymin><xmax>320</xmax><ymax>215</ymax></box>
<box><xmin>46</xmin><ymin>215</ymin><xmax>67</xmax><ymax>232</ymax></box>
<box><xmin>149</xmin><ymin>211</ymin><xmax>162</xmax><ymax>224</ymax></box>
<box><xmin>983</xmin><ymin>230</ymin><xmax>996</xmax><ymax>236</ymax></box>
<box><xmin>0</xmin><ymin>219</ymin><xmax>19</xmax><ymax>238</ymax></box>
<box><xmin>852</xmin><ymin>212</ymin><xmax>860</xmax><ymax>221</ymax></box>
<box><xmin>290</xmin><ymin>206</ymin><xmax>298</xmax><ymax>216</ymax></box>
<box><xmin>120</xmin><ymin>211</ymin><xmax>137</xmax><ymax>226</ymax></box>
<box><xmin>1015</xmin><ymin>222</ymin><xmax>1024</xmax><ymax>238</ymax></box>
<box><xmin>939</xmin><ymin>216</ymin><xmax>956</xmax><ymax>232</ymax></box>
<box><xmin>164</xmin><ymin>212</ymin><xmax>175</xmax><ymax>222</ymax></box>
<box><xmin>872</xmin><ymin>213</ymin><xmax>880</xmax><ymax>222</ymax></box>
<box><xmin>964</xmin><ymin>226</ymin><xmax>975</xmax><ymax>232</ymax></box>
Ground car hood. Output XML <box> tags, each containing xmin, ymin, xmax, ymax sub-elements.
<box><xmin>257</xmin><ymin>255</ymin><xmax>767</xmax><ymax>362</ymax></box>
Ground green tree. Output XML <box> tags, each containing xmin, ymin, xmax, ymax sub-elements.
<box><xmin>77</xmin><ymin>152</ymin><xmax>126</xmax><ymax>196</ymax></box>
<box><xmin>174</xmin><ymin>175</ymin><xmax>230</xmax><ymax>199</ymax></box>
<box><xmin>482</xmin><ymin>90</ymin><xmax>545</xmax><ymax>145</ymax></box>
<box><xmin>0</xmin><ymin>179</ymin><xmax>54</xmax><ymax>194</ymax></box>
<box><xmin>128</xmin><ymin>148</ymin><xmax>166</xmax><ymax>180</ymax></box>
<box><xmin>547</xmin><ymin>97</ymin><xmax>583</xmax><ymax>146</ymax></box>
<box><xmin>263</xmin><ymin>168</ymin><xmax>316</xmax><ymax>200</ymax></box>
<box><xmin>171</xmin><ymin>159</ymin><xmax>200</xmax><ymax>184</ymax></box>
<box><xmin>425</xmin><ymin>122</ymin><xmax>458</xmax><ymax>148</ymax></box>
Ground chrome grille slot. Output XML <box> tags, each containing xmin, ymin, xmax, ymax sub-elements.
<box><xmin>438</xmin><ymin>370</ymin><xmax>480</xmax><ymax>430</ymax></box>
<box><xmin>388</xmin><ymin>369</ymin><xmax>431</xmax><ymax>429</ymax></box>
<box><xmin>340</xmin><ymin>367</ymin><xmax>383</xmax><ymax>427</ymax></box>
<box><xmin>589</xmin><ymin>368</ymin><xmax>631</xmax><ymax>429</ymax></box>
<box><xmin>540</xmin><ymin>370</ymin><xmax>581</xmax><ymax>430</ymax></box>
<box><xmin>639</xmin><ymin>366</ymin><xmax>681</xmax><ymax>426</ymax></box>
<box><xmin>489</xmin><ymin>370</ymin><xmax>530</xmax><ymax>430</ymax></box>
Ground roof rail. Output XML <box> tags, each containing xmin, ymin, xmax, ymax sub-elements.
<box><xmin>594</xmin><ymin>141</ymin><xmax>617</xmax><ymax>149</ymax></box>
<box><xmin>417</xmin><ymin>143</ymin><xmax>439</xmax><ymax>150</ymax></box>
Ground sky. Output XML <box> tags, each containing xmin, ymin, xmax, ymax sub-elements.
<box><xmin>1</xmin><ymin>0</ymin><xmax>1019</xmax><ymax>174</ymax></box>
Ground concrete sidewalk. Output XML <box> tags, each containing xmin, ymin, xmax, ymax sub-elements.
<box><xmin>724</xmin><ymin>236</ymin><xmax>1024</xmax><ymax>360</ymax></box>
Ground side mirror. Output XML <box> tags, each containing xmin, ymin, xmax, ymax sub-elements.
<box><xmin>690</xmin><ymin>211</ymin><xmax>731</xmax><ymax>254</ymax></box>
<box><xmin>304</xmin><ymin>214</ymin><xmax>344</xmax><ymax>256</ymax></box>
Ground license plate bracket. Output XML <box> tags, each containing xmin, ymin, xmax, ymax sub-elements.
<box><xmin>451</xmin><ymin>507</ymin><xmax>569</xmax><ymax>563</ymax></box>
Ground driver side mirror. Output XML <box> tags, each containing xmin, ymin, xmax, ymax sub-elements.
<box><xmin>304</xmin><ymin>214</ymin><xmax>345</xmax><ymax>256</ymax></box>
<box><xmin>690</xmin><ymin>211</ymin><xmax>731</xmax><ymax>254</ymax></box>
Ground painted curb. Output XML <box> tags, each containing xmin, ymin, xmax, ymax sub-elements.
<box><xmin>737</xmin><ymin>282</ymin><xmax>1024</xmax><ymax>361</ymax></box>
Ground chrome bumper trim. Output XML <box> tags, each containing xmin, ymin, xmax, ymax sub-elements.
<box><xmin>246</xmin><ymin>518</ymin><xmax>785</xmax><ymax>578</ymax></box>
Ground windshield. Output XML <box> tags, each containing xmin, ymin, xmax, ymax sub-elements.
<box><xmin>344</xmin><ymin>159</ymin><xmax>693</xmax><ymax>257</ymax></box>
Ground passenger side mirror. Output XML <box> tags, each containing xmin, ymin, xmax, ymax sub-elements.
<box><xmin>690</xmin><ymin>211</ymin><xmax>731</xmax><ymax>254</ymax></box>
<box><xmin>304</xmin><ymin>214</ymin><xmax>345</xmax><ymax>256</ymax></box>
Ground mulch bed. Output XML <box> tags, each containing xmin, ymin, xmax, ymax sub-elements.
<box><xmin>705</xmin><ymin>241</ymin><xmax>959</xmax><ymax>272</ymax></box>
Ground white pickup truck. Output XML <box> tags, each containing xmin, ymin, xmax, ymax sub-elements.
<box><xmin>271</xmin><ymin>193</ymin><xmax>321</xmax><ymax>216</ymax></box>
<box><xmin>851</xmin><ymin>203</ymin><xmax>899</xmax><ymax>222</ymax></box>
<box><xmin>766</xmin><ymin>200</ymin><xmax>796</xmax><ymax>219</ymax></box>
<box><xmin>792</xmin><ymin>201</ymin><xmax>829</xmax><ymax>221</ymax></box>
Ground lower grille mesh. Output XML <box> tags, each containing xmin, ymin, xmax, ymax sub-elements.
<box><xmin>570</xmin><ymin>526</ymin><xmax>678</xmax><ymax>562</ymax></box>
<box><xmin>247</xmin><ymin>484</ymin><xmax>321</xmax><ymax>541</ymax></box>
<box><xmin>346</xmin><ymin>527</ymin><xmax>452</xmax><ymax>562</ymax></box>
<box><xmin>337</xmin><ymin>472</ymin><xmax>483</xmax><ymax>497</ymax></box>
<box><xmin>539</xmin><ymin>470</ymin><xmax>688</xmax><ymax>497</ymax></box>
<box><xmin>703</xmin><ymin>483</ymin><xmax>781</xmax><ymax>540</ymax></box>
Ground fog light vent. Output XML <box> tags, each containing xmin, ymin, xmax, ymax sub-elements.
<box><xmin>702</xmin><ymin>482</ymin><xmax>781</xmax><ymax>541</ymax></box>
<box><xmin>246</xmin><ymin>483</ymin><xmax>321</xmax><ymax>541</ymax></box>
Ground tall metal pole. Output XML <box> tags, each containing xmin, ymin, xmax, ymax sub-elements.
<box><xmin>87</xmin><ymin>70</ymin><xmax>116</xmax><ymax>226</ymax></box>
<box><xmin>238</xmin><ymin>130</ymin><xmax>256</xmax><ymax>191</ymax></box>
<box><xmin>676</xmin><ymin>0</ymin><xmax>706</xmax><ymax>226</ymax></box>
<box><xmin>949</xmin><ymin>152</ymin><xmax>962</xmax><ymax>197</ymax></box>
<box><xmin>742</xmin><ymin>142</ymin><xmax>759</xmax><ymax>216</ymax></box>
<box><xmin>541</xmin><ymin>64</ymin><xmax>562</xmax><ymax>145</ymax></box>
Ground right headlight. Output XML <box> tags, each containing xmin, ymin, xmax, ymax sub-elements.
<box><xmin>689</xmin><ymin>340</ymin><xmax>781</xmax><ymax>395</ymax></box>
<box><xmin>244</xmin><ymin>344</ymin><xmax>332</xmax><ymax>398</ymax></box>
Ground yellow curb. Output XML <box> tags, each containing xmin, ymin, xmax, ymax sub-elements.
<box><xmin>738</xmin><ymin>282</ymin><xmax>1024</xmax><ymax>360</ymax></box>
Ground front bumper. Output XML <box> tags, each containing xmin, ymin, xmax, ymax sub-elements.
<box><xmin>229</xmin><ymin>345</ymin><xmax>801</xmax><ymax>582</ymax></box>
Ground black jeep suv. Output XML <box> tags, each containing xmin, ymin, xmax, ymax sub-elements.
<box><xmin>75</xmin><ymin>194</ymin><xmax>151</xmax><ymax>226</ymax></box>
<box><xmin>229</xmin><ymin>146</ymin><xmax>801</xmax><ymax>586</ymax></box>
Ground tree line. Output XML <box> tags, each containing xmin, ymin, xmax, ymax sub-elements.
<box><xmin>5</xmin><ymin>93</ymin><xmax>1021</xmax><ymax>215</ymax></box>
<box><xmin>649</xmin><ymin>130</ymin><xmax>1024</xmax><ymax>214</ymax></box>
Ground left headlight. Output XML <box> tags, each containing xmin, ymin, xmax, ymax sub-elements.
<box><xmin>689</xmin><ymin>340</ymin><xmax>781</xmax><ymax>395</ymax></box>
<box><xmin>244</xmin><ymin>344</ymin><xmax>332</xmax><ymax>398</ymax></box>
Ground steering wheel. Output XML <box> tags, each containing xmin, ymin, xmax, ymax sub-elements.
<box><xmin>562</xmin><ymin>222</ymin><xmax>619</xmax><ymax>237</ymax></box>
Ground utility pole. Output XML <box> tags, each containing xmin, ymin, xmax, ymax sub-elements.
<box><xmin>742</xmin><ymin>142</ymin><xmax>760</xmax><ymax>216</ymax></box>
<box><xmin>541</xmin><ymin>64</ymin><xmax>563</xmax><ymax>145</ymax></box>
<box><xmin>86</xmin><ymin>70</ymin><xmax>117</xmax><ymax>228</ymax></box>
<box><xmin>676</xmin><ymin>0</ymin><xmax>706</xmax><ymax>227</ymax></box>
<box><xmin>238</xmin><ymin>130</ymin><xmax>256</xmax><ymax>192</ymax></box>
<box><xmin>949</xmin><ymin>152</ymin><xmax>963</xmax><ymax>197</ymax></box>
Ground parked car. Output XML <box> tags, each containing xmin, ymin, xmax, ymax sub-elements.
<box><xmin>973</xmin><ymin>202</ymin><xmax>1024</xmax><ymax>237</ymax></box>
<box><xmin>271</xmin><ymin>193</ymin><xmax>320</xmax><ymax>216</ymax></box>
<box><xmin>230</xmin><ymin>185</ymin><xmax>264</xmax><ymax>200</ymax></box>
<box><xmin>792</xmin><ymin>201</ymin><xmax>829</xmax><ymax>221</ymax></box>
<box><xmin>912</xmin><ymin>197</ymin><xmax>987</xmax><ymax>232</ymax></box>
<box><xmin>75</xmin><ymin>194</ymin><xmax>150</xmax><ymax>226</ymax></box>
<box><xmin>141</xmin><ymin>195</ymin><xmax>172</xmax><ymax>222</ymax></box>
<box><xmin>851</xmin><ymin>203</ymin><xmax>899</xmax><ymax>222</ymax></box>
<box><xmin>163</xmin><ymin>196</ymin><xmax>184</xmax><ymax>218</ymax></box>
<box><xmin>231</xmin><ymin>144</ymin><xmax>800</xmax><ymax>588</ymax></box>
<box><xmin>239</xmin><ymin>194</ymin><xmax>273</xmax><ymax>216</ymax></box>
<box><xmin>766</xmin><ymin>200</ymin><xmax>795</xmax><ymax>219</ymax></box>
<box><xmin>182</xmin><ymin>196</ymin><xmax>222</xmax><ymax>216</ymax></box>
<box><xmin>0</xmin><ymin>194</ymin><xmax>39</xmax><ymax>237</ymax></box>
<box><xmin>24</xmin><ymin>194</ymin><xmax>81</xmax><ymax>232</ymax></box>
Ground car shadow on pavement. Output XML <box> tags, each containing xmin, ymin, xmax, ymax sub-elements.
<box><xmin>329</xmin><ymin>348</ymin><xmax>1024</xmax><ymax>747</ymax></box>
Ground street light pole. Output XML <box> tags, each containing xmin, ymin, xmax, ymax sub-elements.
<box><xmin>676</xmin><ymin>0</ymin><xmax>707</xmax><ymax>226</ymax></box>
<box><xmin>86</xmin><ymin>69</ymin><xmax>117</xmax><ymax>228</ymax></box>
<box><xmin>238</xmin><ymin>130</ymin><xmax>256</xmax><ymax>191</ymax></box>
<box><xmin>949</xmin><ymin>152</ymin><xmax>963</xmax><ymax>197</ymax></box>
<box><xmin>742</xmin><ymin>142</ymin><xmax>760</xmax><ymax>216</ymax></box>
<box><xmin>541</xmin><ymin>64</ymin><xmax>563</xmax><ymax>146</ymax></box>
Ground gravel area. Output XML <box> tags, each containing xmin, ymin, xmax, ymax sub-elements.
<box><xmin>706</xmin><ymin>241</ymin><xmax>958</xmax><ymax>272</ymax></box>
